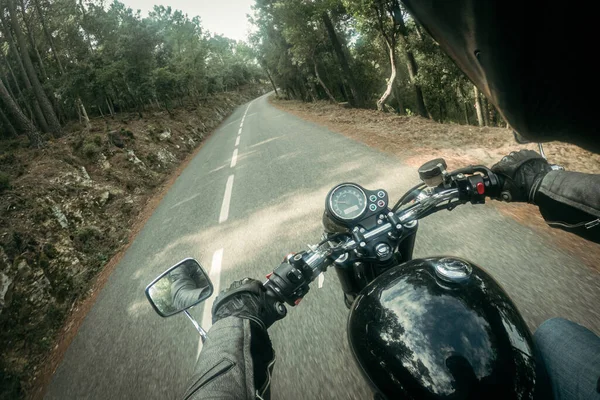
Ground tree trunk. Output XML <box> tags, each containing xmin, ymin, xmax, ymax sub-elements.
<box><xmin>264</xmin><ymin>66</ymin><xmax>278</xmax><ymax>97</ymax></box>
<box><xmin>391</xmin><ymin>82</ymin><xmax>405</xmax><ymax>115</ymax></box>
<box><xmin>105</xmin><ymin>97</ymin><xmax>114</xmax><ymax>117</ymax></box>
<box><xmin>0</xmin><ymin>11</ymin><xmax>49</xmax><ymax>132</ymax></box>
<box><xmin>377</xmin><ymin>41</ymin><xmax>398</xmax><ymax>112</ymax></box>
<box><xmin>0</xmin><ymin>105</ymin><xmax>17</xmax><ymax>137</ymax></box>
<box><xmin>6</xmin><ymin>0</ymin><xmax>61</xmax><ymax>135</ymax></box>
<box><xmin>314</xmin><ymin>61</ymin><xmax>336</xmax><ymax>103</ymax></box>
<box><xmin>97</xmin><ymin>103</ymin><xmax>104</xmax><ymax>118</ymax></box>
<box><xmin>321</xmin><ymin>11</ymin><xmax>362</xmax><ymax>107</ymax></box>
<box><xmin>34</xmin><ymin>0</ymin><xmax>64</xmax><ymax>75</ymax></box>
<box><xmin>77</xmin><ymin>97</ymin><xmax>91</xmax><ymax>129</ymax></box>
<box><xmin>396</xmin><ymin>16</ymin><xmax>428</xmax><ymax>118</ymax></box>
<box><xmin>481</xmin><ymin>95</ymin><xmax>490</xmax><ymax>126</ymax></box>
<box><xmin>0</xmin><ymin>78</ymin><xmax>42</xmax><ymax>147</ymax></box>
<box><xmin>463</xmin><ymin>102</ymin><xmax>470</xmax><ymax>125</ymax></box>
<box><xmin>473</xmin><ymin>85</ymin><xmax>484</xmax><ymax>126</ymax></box>
<box><xmin>20</xmin><ymin>0</ymin><xmax>48</xmax><ymax>81</ymax></box>
<box><xmin>0</xmin><ymin>70</ymin><xmax>16</xmax><ymax>100</ymax></box>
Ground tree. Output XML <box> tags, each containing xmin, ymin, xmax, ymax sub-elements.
<box><xmin>474</xmin><ymin>85</ymin><xmax>484</xmax><ymax>127</ymax></box>
<box><xmin>0</xmin><ymin>77</ymin><xmax>42</xmax><ymax>147</ymax></box>
<box><xmin>345</xmin><ymin>0</ymin><xmax>404</xmax><ymax>112</ymax></box>
<box><xmin>5</xmin><ymin>0</ymin><xmax>62</xmax><ymax>135</ymax></box>
<box><xmin>394</xmin><ymin>7</ymin><xmax>428</xmax><ymax>118</ymax></box>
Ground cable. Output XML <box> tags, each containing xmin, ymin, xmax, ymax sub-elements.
<box><xmin>392</xmin><ymin>182</ymin><xmax>427</xmax><ymax>212</ymax></box>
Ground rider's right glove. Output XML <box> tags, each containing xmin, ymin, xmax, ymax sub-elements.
<box><xmin>491</xmin><ymin>150</ymin><xmax>552</xmax><ymax>203</ymax></box>
<box><xmin>212</xmin><ymin>278</ymin><xmax>284</xmax><ymax>330</ymax></box>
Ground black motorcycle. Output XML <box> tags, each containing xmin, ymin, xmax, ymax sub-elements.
<box><xmin>145</xmin><ymin>157</ymin><xmax>548</xmax><ymax>399</ymax></box>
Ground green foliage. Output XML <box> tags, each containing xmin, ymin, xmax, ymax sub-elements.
<box><xmin>250</xmin><ymin>0</ymin><xmax>501</xmax><ymax>125</ymax></box>
<box><xmin>82</xmin><ymin>142</ymin><xmax>100</xmax><ymax>159</ymax></box>
<box><xmin>0</xmin><ymin>0</ymin><xmax>264</xmax><ymax>140</ymax></box>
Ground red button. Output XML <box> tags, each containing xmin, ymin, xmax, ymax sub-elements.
<box><xmin>476</xmin><ymin>182</ymin><xmax>485</xmax><ymax>195</ymax></box>
<box><xmin>295</xmin><ymin>298</ymin><xmax>302</xmax><ymax>305</ymax></box>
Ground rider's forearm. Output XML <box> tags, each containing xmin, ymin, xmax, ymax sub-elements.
<box><xmin>534</xmin><ymin>170</ymin><xmax>600</xmax><ymax>243</ymax></box>
<box><xmin>182</xmin><ymin>316</ymin><xmax>274</xmax><ymax>400</ymax></box>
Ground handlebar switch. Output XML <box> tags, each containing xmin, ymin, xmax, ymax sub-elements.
<box><xmin>467</xmin><ymin>175</ymin><xmax>485</xmax><ymax>204</ymax></box>
<box><xmin>287</xmin><ymin>268</ymin><xmax>303</xmax><ymax>284</ymax></box>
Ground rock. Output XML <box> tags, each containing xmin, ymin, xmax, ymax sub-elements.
<box><xmin>48</xmin><ymin>200</ymin><xmax>69</xmax><ymax>228</ymax></box>
<box><xmin>157</xmin><ymin>148</ymin><xmax>176</xmax><ymax>165</ymax></box>
<box><xmin>108</xmin><ymin>131</ymin><xmax>125</xmax><ymax>148</ymax></box>
<box><xmin>127</xmin><ymin>150</ymin><xmax>146</xmax><ymax>169</ymax></box>
<box><xmin>16</xmin><ymin>259</ymin><xmax>31</xmax><ymax>278</ymax></box>
<box><xmin>99</xmin><ymin>153</ymin><xmax>111</xmax><ymax>169</ymax></box>
<box><xmin>124</xmin><ymin>196</ymin><xmax>134</xmax><ymax>204</ymax></box>
<box><xmin>158</xmin><ymin>128</ymin><xmax>171</xmax><ymax>141</ymax></box>
<box><xmin>98</xmin><ymin>191</ymin><xmax>110</xmax><ymax>206</ymax></box>
<box><xmin>109</xmin><ymin>188</ymin><xmax>124</xmax><ymax>197</ymax></box>
<box><xmin>0</xmin><ymin>271</ymin><xmax>13</xmax><ymax>314</ymax></box>
<box><xmin>187</xmin><ymin>137</ymin><xmax>196</xmax><ymax>147</ymax></box>
<box><xmin>80</xmin><ymin>166</ymin><xmax>92</xmax><ymax>183</ymax></box>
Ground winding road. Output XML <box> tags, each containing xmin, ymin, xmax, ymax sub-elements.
<box><xmin>45</xmin><ymin>93</ymin><xmax>600</xmax><ymax>399</ymax></box>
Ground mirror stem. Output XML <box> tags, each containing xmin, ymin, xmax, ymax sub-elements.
<box><xmin>538</xmin><ymin>143</ymin><xmax>547</xmax><ymax>160</ymax></box>
<box><xmin>184</xmin><ymin>310</ymin><xmax>208</xmax><ymax>343</ymax></box>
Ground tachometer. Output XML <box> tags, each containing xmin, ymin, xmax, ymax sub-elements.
<box><xmin>329</xmin><ymin>184</ymin><xmax>367</xmax><ymax>220</ymax></box>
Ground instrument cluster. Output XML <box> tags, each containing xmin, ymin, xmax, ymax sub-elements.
<box><xmin>325</xmin><ymin>183</ymin><xmax>389</xmax><ymax>229</ymax></box>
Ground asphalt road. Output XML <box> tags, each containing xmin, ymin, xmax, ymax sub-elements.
<box><xmin>45</xmin><ymin>93</ymin><xmax>600</xmax><ymax>400</ymax></box>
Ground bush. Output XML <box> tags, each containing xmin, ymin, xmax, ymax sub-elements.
<box><xmin>91</xmin><ymin>135</ymin><xmax>102</xmax><ymax>145</ymax></box>
<box><xmin>120</xmin><ymin>128</ymin><xmax>134</xmax><ymax>139</ymax></box>
<box><xmin>73</xmin><ymin>226</ymin><xmax>103</xmax><ymax>253</ymax></box>
<box><xmin>0</xmin><ymin>172</ymin><xmax>10</xmax><ymax>192</ymax></box>
<box><xmin>82</xmin><ymin>142</ymin><xmax>100</xmax><ymax>159</ymax></box>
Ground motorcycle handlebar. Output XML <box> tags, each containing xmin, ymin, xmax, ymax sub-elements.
<box><xmin>263</xmin><ymin>167</ymin><xmax>502</xmax><ymax>307</ymax></box>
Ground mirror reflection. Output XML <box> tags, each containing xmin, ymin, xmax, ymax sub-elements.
<box><xmin>146</xmin><ymin>258</ymin><xmax>213</xmax><ymax>317</ymax></box>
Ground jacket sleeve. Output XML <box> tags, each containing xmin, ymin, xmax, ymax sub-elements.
<box><xmin>182</xmin><ymin>316</ymin><xmax>275</xmax><ymax>400</ymax></box>
<box><xmin>534</xmin><ymin>170</ymin><xmax>600</xmax><ymax>243</ymax></box>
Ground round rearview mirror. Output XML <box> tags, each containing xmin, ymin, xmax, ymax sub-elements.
<box><xmin>145</xmin><ymin>258</ymin><xmax>213</xmax><ymax>317</ymax></box>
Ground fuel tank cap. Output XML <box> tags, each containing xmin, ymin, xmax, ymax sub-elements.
<box><xmin>434</xmin><ymin>258</ymin><xmax>472</xmax><ymax>283</ymax></box>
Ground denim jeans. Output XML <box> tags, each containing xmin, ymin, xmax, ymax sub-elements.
<box><xmin>534</xmin><ymin>318</ymin><xmax>600</xmax><ymax>399</ymax></box>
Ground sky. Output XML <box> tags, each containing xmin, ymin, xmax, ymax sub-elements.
<box><xmin>119</xmin><ymin>0</ymin><xmax>256</xmax><ymax>42</ymax></box>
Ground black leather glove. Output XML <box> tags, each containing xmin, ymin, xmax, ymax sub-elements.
<box><xmin>491</xmin><ymin>150</ymin><xmax>552</xmax><ymax>203</ymax></box>
<box><xmin>212</xmin><ymin>278</ymin><xmax>284</xmax><ymax>330</ymax></box>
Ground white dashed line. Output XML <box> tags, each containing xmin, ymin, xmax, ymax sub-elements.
<box><xmin>235</xmin><ymin>136</ymin><xmax>240</xmax><ymax>146</ymax></box>
<box><xmin>197</xmin><ymin>248</ymin><xmax>223</xmax><ymax>359</ymax></box>
<box><xmin>238</xmin><ymin>127</ymin><xmax>242</xmax><ymax>135</ymax></box>
<box><xmin>230</xmin><ymin>149</ymin><xmax>238</xmax><ymax>168</ymax></box>
<box><xmin>218</xmin><ymin>175</ymin><xmax>234</xmax><ymax>223</ymax></box>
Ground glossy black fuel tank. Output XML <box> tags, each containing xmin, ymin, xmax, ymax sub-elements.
<box><xmin>347</xmin><ymin>257</ymin><xmax>545</xmax><ymax>400</ymax></box>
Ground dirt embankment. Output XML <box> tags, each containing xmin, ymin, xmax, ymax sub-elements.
<box><xmin>0</xmin><ymin>85</ymin><xmax>268</xmax><ymax>399</ymax></box>
<box><xmin>270</xmin><ymin>98</ymin><xmax>600</xmax><ymax>270</ymax></box>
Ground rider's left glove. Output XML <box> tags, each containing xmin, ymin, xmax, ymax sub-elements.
<box><xmin>212</xmin><ymin>278</ymin><xmax>284</xmax><ymax>330</ymax></box>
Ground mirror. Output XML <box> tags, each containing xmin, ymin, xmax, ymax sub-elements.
<box><xmin>512</xmin><ymin>130</ymin><xmax>531</xmax><ymax>144</ymax></box>
<box><xmin>145</xmin><ymin>258</ymin><xmax>213</xmax><ymax>317</ymax></box>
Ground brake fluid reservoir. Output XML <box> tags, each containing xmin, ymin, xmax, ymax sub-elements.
<box><xmin>418</xmin><ymin>158</ymin><xmax>448</xmax><ymax>187</ymax></box>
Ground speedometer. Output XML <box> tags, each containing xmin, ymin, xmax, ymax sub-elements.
<box><xmin>329</xmin><ymin>184</ymin><xmax>367</xmax><ymax>220</ymax></box>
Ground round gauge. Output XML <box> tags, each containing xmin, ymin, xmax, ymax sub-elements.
<box><xmin>329</xmin><ymin>184</ymin><xmax>367</xmax><ymax>220</ymax></box>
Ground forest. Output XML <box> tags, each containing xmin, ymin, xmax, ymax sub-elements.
<box><xmin>0</xmin><ymin>0</ymin><xmax>263</xmax><ymax>148</ymax></box>
<box><xmin>250</xmin><ymin>0</ymin><xmax>503</xmax><ymax>127</ymax></box>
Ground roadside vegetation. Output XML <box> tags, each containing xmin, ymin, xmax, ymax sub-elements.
<box><xmin>0</xmin><ymin>0</ymin><xmax>267</xmax><ymax>397</ymax></box>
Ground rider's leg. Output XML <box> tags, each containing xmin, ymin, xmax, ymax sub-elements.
<box><xmin>534</xmin><ymin>317</ymin><xmax>600</xmax><ymax>400</ymax></box>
